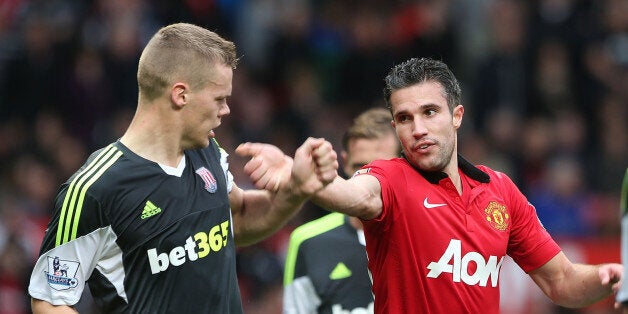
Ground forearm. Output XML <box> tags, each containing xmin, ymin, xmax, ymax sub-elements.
<box><xmin>542</xmin><ymin>263</ymin><xmax>615</xmax><ymax>308</ymax></box>
<box><xmin>311</xmin><ymin>176</ymin><xmax>381</xmax><ymax>220</ymax></box>
<box><xmin>32</xmin><ymin>299</ymin><xmax>78</xmax><ymax>314</ymax></box>
<box><xmin>565</xmin><ymin>264</ymin><xmax>616</xmax><ymax>307</ymax></box>
<box><xmin>233</xmin><ymin>188</ymin><xmax>308</xmax><ymax>247</ymax></box>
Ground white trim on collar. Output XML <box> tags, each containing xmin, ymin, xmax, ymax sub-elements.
<box><xmin>159</xmin><ymin>157</ymin><xmax>186</xmax><ymax>177</ymax></box>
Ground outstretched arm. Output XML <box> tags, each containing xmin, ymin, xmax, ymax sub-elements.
<box><xmin>289</xmin><ymin>137</ymin><xmax>384</xmax><ymax>220</ymax></box>
<box><xmin>288</xmin><ymin>137</ymin><xmax>384</xmax><ymax>220</ymax></box>
<box><xmin>229</xmin><ymin>138</ymin><xmax>337</xmax><ymax>246</ymax></box>
<box><xmin>309</xmin><ymin>175</ymin><xmax>383</xmax><ymax>220</ymax></box>
<box><xmin>529</xmin><ymin>251</ymin><xmax>623</xmax><ymax>308</ymax></box>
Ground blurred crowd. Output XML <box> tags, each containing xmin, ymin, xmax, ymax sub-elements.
<box><xmin>0</xmin><ymin>0</ymin><xmax>626</xmax><ymax>313</ymax></box>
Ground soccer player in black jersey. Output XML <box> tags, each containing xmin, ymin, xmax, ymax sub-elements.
<box><xmin>28</xmin><ymin>23</ymin><xmax>338</xmax><ymax>313</ymax></box>
<box><xmin>283</xmin><ymin>108</ymin><xmax>400</xmax><ymax>313</ymax></box>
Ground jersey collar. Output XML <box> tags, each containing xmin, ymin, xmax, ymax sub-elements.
<box><xmin>404</xmin><ymin>153</ymin><xmax>490</xmax><ymax>184</ymax></box>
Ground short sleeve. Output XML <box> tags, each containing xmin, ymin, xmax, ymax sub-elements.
<box><xmin>28</xmin><ymin>190</ymin><xmax>114</xmax><ymax>306</ymax></box>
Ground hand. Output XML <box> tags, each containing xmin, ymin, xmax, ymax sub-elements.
<box><xmin>600</xmin><ymin>263</ymin><xmax>623</xmax><ymax>292</ymax></box>
<box><xmin>291</xmin><ymin>137</ymin><xmax>338</xmax><ymax>196</ymax></box>
<box><xmin>599</xmin><ymin>263</ymin><xmax>623</xmax><ymax>309</ymax></box>
<box><xmin>235</xmin><ymin>142</ymin><xmax>293</xmax><ymax>192</ymax></box>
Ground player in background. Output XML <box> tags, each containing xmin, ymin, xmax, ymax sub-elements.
<box><xmin>246</xmin><ymin>57</ymin><xmax>624</xmax><ymax>313</ymax></box>
<box><xmin>28</xmin><ymin>23</ymin><xmax>337</xmax><ymax>313</ymax></box>
<box><xmin>283</xmin><ymin>108</ymin><xmax>400</xmax><ymax>314</ymax></box>
<box><xmin>616</xmin><ymin>168</ymin><xmax>628</xmax><ymax>313</ymax></box>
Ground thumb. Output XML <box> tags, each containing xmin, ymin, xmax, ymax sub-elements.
<box><xmin>600</xmin><ymin>271</ymin><xmax>610</xmax><ymax>285</ymax></box>
<box><xmin>295</xmin><ymin>137</ymin><xmax>325</xmax><ymax>158</ymax></box>
<box><xmin>235</xmin><ymin>142</ymin><xmax>261</xmax><ymax>158</ymax></box>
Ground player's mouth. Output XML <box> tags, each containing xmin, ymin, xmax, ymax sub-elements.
<box><xmin>413</xmin><ymin>141</ymin><xmax>436</xmax><ymax>153</ymax></box>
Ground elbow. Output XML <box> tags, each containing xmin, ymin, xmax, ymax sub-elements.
<box><xmin>232</xmin><ymin>226</ymin><xmax>255</xmax><ymax>247</ymax></box>
<box><xmin>233</xmin><ymin>224</ymin><xmax>276</xmax><ymax>247</ymax></box>
<box><xmin>357</xmin><ymin>197</ymin><xmax>382</xmax><ymax>220</ymax></box>
<box><xmin>342</xmin><ymin>192</ymin><xmax>382</xmax><ymax>220</ymax></box>
<box><xmin>546</xmin><ymin>292</ymin><xmax>579</xmax><ymax>309</ymax></box>
<box><xmin>234</xmin><ymin>235</ymin><xmax>257</xmax><ymax>247</ymax></box>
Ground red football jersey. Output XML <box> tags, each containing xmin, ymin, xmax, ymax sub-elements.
<box><xmin>359</xmin><ymin>156</ymin><xmax>560</xmax><ymax>313</ymax></box>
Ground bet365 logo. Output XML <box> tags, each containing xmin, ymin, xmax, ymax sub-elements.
<box><xmin>426</xmin><ymin>239</ymin><xmax>504</xmax><ymax>287</ymax></box>
<box><xmin>147</xmin><ymin>220</ymin><xmax>230</xmax><ymax>274</ymax></box>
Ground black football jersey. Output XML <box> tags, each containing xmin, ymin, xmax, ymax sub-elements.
<box><xmin>29</xmin><ymin>140</ymin><xmax>243</xmax><ymax>313</ymax></box>
<box><xmin>284</xmin><ymin>213</ymin><xmax>374</xmax><ymax>313</ymax></box>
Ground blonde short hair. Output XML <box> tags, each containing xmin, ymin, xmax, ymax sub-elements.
<box><xmin>342</xmin><ymin>108</ymin><xmax>398</xmax><ymax>151</ymax></box>
<box><xmin>137</xmin><ymin>23</ymin><xmax>237</xmax><ymax>101</ymax></box>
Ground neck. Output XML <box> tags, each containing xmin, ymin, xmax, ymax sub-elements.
<box><xmin>443</xmin><ymin>148</ymin><xmax>462</xmax><ymax>195</ymax></box>
<box><xmin>120</xmin><ymin>102</ymin><xmax>184</xmax><ymax>167</ymax></box>
<box><xmin>409</xmin><ymin>150</ymin><xmax>463</xmax><ymax>195</ymax></box>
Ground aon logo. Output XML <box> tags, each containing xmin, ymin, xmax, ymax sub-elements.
<box><xmin>426</xmin><ymin>239</ymin><xmax>504</xmax><ymax>287</ymax></box>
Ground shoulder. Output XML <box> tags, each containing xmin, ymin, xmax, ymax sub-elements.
<box><xmin>64</xmin><ymin>143</ymin><xmax>128</xmax><ymax>192</ymax></box>
<box><xmin>289</xmin><ymin>213</ymin><xmax>346</xmax><ymax>244</ymax></box>
<box><xmin>369</xmin><ymin>158</ymin><xmax>407</xmax><ymax>169</ymax></box>
<box><xmin>63</xmin><ymin>143</ymin><xmax>158</xmax><ymax>201</ymax></box>
<box><xmin>284</xmin><ymin>213</ymin><xmax>348</xmax><ymax>284</ymax></box>
<box><xmin>355</xmin><ymin>158</ymin><xmax>408</xmax><ymax>178</ymax></box>
<box><xmin>474</xmin><ymin>165</ymin><xmax>522</xmax><ymax>198</ymax></box>
<box><xmin>476</xmin><ymin>165</ymin><xmax>515</xmax><ymax>185</ymax></box>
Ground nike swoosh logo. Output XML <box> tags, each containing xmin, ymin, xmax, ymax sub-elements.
<box><xmin>424</xmin><ymin>197</ymin><xmax>447</xmax><ymax>209</ymax></box>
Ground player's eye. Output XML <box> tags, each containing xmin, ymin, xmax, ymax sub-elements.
<box><xmin>395</xmin><ymin>114</ymin><xmax>411</xmax><ymax>123</ymax></box>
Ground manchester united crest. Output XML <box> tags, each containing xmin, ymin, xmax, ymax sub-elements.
<box><xmin>484</xmin><ymin>201</ymin><xmax>509</xmax><ymax>231</ymax></box>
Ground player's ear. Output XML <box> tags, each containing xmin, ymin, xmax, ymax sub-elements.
<box><xmin>452</xmin><ymin>105</ymin><xmax>464</xmax><ymax>129</ymax></box>
<box><xmin>340</xmin><ymin>150</ymin><xmax>348</xmax><ymax>165</ymax></box>
<box><xmin>171</xmin><ymin>82</ymin><xmax>189</xmax><ymax>109</ymax></box>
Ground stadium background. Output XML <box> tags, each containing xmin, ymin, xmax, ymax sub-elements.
<box><xmin>0</xmin><ymin>0</ymin><xmax>626</xmax><ymax>313</ymax></box>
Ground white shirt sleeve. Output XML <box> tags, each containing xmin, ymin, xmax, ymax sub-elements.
<box><xmin>283</xmin><ymin>276</ymin><xmax>320</xmax><ymax>314</ymax></box>
<box><xmin>28</xmin><ymin>226</ymin><xmax>126</xmax><ymax>306</ymax></box>
<box><xmin>219</xmin><ymin>147</ymin><xmax>234</xmax><ymax>193</ymax></box>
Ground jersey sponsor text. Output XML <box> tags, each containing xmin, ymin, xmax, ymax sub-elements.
<box><xmin>148</xmin><ymin>220</ymin><xmax>230</xmax><ymax>274</ymax></box>
<box><xmin>426</xmin><ymin>239</ymin><xmax>504</xmax><ymax>287</ymax></box>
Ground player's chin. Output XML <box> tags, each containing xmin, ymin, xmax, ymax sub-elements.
<box><xmin>188</xmin><ymin>137</ymin><xmax>211</xmax><ymax>150</ymax></box>
<box><xmin>415</xmin><ymin>157</ymin><xmax>446</xmax><ymax>172</ymax></box>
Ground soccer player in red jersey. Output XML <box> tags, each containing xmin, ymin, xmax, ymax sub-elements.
<box><xmin>244</xmin><ymin>57</ymin><xmax>624</xmax><ymax>313</ymax></box>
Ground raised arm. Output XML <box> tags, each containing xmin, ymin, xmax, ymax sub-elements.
<box><xmin>230</xmin><ymin>138</ymin><xmax>338</xmax><ymax>246</ymax></box>
<box><xmin>529</xmin><ymin>251</ymin><xmax>623</xmax><ymax>308</ymax></box>
<box><xmin>287</xmin><ymin>136</ymin><xmax>384</xmax><ymax>220</ymax></box>
<box><xmin>310</xmin><ymin>174</ymin><xmax>383</xmax><ymax>220</ymax></box>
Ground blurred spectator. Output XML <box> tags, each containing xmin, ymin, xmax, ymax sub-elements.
<box><xmin>472</xmin><ymin>0</ymin><xmax>532</xmax><ymax>137</ymax></box>
<box><xmin>531</xmin><ymin>38</ymin><xmax>576</xmax><ymax>115</ymax></box>
<box><xmin>528</xmin><ymin>155</ymin><xmax>595</xmax><ymax>237</ymax></box>
<box><xmin>588</xmin><ymin>94</ymin><xmax>628</xmax><ymax>193</ymax></box>
<box><xmin>2</xmin><ymin>14</ymin><xmax>63</xmax><ymax>123</ymax></box>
